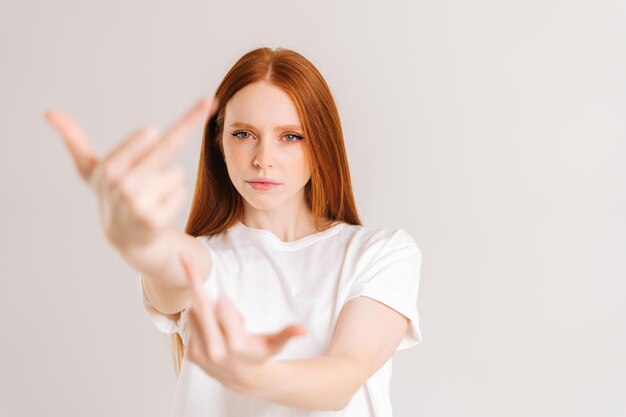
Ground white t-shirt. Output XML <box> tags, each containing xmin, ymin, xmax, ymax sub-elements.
<box><xmin>140</xmin><ymin>220</ymin><xmax>423</xmax><ymax>417</ymax></box>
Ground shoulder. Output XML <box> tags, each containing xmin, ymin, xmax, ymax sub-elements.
<box><xmin>342</xmin><ymin>224</ymin><xmax>420</xmax><ymax>254</ymax></box>
<box><xmin>339</xmin><ymin>225</ymin><xmax>422</xmax><ymax>276</ymax></box>
<box><xmin>194</xmin><ymin>228</ymin><xmax>234</xmax><ymax>249</ymax></box>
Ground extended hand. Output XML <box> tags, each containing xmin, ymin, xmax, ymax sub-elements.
<box><xmin>178</xmin><ymin>252</ymin><xmax>307</xmax><ymax>392</ymax></box>
<box><xmin>45</xmin><ymin>97</ymin><xmax>218</xmax><ymax>249</ymax></box>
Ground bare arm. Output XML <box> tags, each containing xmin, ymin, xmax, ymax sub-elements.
<box><xmin>121</xmin><ymin>226</ymin><xmax>212</xmax><ymax>316</ymax></box>
<box><xmin>242</xmin><ymin>296</ymin><xmax>411</xmax><ymax>410</ymax></box>
<box><xmin>45</xmin><ymin>96</ymin><xmax>219</xmax><ymax>318</ymax></box>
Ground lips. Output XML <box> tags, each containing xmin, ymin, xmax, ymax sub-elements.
<box><xmin>247</xmin><ymin>177</ymin><xmax>282</xmax><ymax>184</ymax></box>
<box><xmin>247</xmin><ymin>181</ymin><xmax>280</xmax><ymax>191</ymax></box>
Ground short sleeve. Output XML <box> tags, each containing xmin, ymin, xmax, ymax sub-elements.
<box><xmin>138</xmin><ymin>235</ymin><xmax>214</xmax><ymax>346</ymax></box>
<box><xmin>139</xmin><ymin>274</ymin><xmax>191</xmax><ymax>345</ymax></box>
<box><xmin>345</xmin><ymin>229</ymin><xmax>423</xmax><ymax>351</ymax></box>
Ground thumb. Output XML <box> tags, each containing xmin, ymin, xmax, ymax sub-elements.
<box><xmin>265</xmin><ymin>325</ymin><xmax>307</xmax><ymax>354</ymax></box>
<box><xmin>45</xmin><ymin>109</ymin><xmax>98</xmax><ymax>182</ymax></box>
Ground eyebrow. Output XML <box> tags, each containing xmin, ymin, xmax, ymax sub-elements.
<box><xmin>229</xmin><ymin>122</ymin><xmax>303</xmax><ymax>131</ymax></box>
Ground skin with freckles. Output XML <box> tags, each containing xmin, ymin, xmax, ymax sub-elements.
<box><xmin>221</xmin><ymin>80</ymin><xmax>337</xmax><ymax>242</ymax></box>
<box><xmin>47</xmin><ymin>77</ymin><xmax>412</xmax><ymax>410</ymax></box>
<box><xmin>180</xmin><ymin>81</ymin><xmax>318</xmax><ymax>390</ymax></box>
<box><xmin>178</xmin><ymin>83</ymin><xmax>411</xmax><ymax>410</ymax></box>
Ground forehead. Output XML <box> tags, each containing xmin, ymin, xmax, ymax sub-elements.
<box><xmin>224</xmin><ymin>81</ymin><xmax>302</xmax><ymax>128</ymax></box>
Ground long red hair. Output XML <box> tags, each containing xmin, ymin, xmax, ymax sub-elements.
<box><xmin>170</xmin><ymin>46</ymin><xmax>362</xmax><ymax>377</ymax></box>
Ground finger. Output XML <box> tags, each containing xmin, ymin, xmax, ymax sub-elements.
<box><xmin>131</xmin><ymin>97</ymin><xmax>218</xmax><ymax>177</ymax></box>
<box><xmin>186</xmin><ymin>305</ymin><xmax>211</xmax><ymax>360</ymax></box>
<box><xmin>265</xmin><ymin>325</ymin><xmax>308</xmax><ymax>354</ymax></box>
<box><xmin>149</xmin><ymin>185</ymin><xmax>187</xmax><ymax>230</ymax></box>
<box><xmin>215</xmin><ymin>296</ymin><xmax>246</xmax><ymax>352</ymax></box>
<box><xmin>45</xmin><ymin>110</ymin><xmax>99</xmax><ymax>182</ymax></box>
<box><xmin>130</xmin><ymin>164</ymin><xmax>185</xmax><ymax>213</ymax></box>
<box><xmin>100</xmin><ymin>126</ymin><xmax>161</xmax><ymax>183</ymax></box>
<box><xmin>179</xmin><ymin>252</ymin><xmax>227</xmax><ymax>360</ymax></box>
<box><xmin>235</xmin><ymin>306</ymin><xmax>245</xmax><ymax>324</ymax></box>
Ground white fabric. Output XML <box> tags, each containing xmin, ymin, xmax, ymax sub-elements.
<box><xmin>139</xmin><ymin>220</ymin><xmax>423</xmax><ymax>417</ymax></box>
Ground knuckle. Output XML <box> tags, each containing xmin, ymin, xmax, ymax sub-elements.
<box><xmin>228</xmin><ymin>340</ymin><xmax>244</xmax><ymax>355</ymax></box>
<box><xmin>210</xmin><ymin>350</ymin><xmax>226</xmax><ymax>364</ymax></box>
<box><xmin>117</xmin><ymin>177</ymin><xmax>136</xmax><ymax>199</ymax></box>
<box><xmin>128</xmin><ymin>199</ymin><xmax>144</xmax><ymax>218</ymax></box>
<box><xmin>101</xmin><ymin>161</ymin><xmax>118</xmax><ymax>181</ymax></box>
<box><xmin>143</xmin><ymin>211</ymin><xmax>163</xmax><ymax>231</ymax></box>
<box><xmin>88</xmin><ymin>164</ymin><xmax>104</xmax><ymax>189</ymax></box>
<box><xmin>125</xmin><ymin>192</ymin><xmax>149</xmax><ymax>219</ymax></box>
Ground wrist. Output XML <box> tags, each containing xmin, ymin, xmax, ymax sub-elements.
<box><xmin>239</xmin><ymin>358</ymin><xmax>283</xmax><ymax>399</ymax></box>
<box><xmin>115</xmin><ymin>226</ymin><xmax>176</xmax><ymax>274</ymax></box>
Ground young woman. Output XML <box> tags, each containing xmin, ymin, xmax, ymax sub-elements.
<box><xmin>46</xmin><ymin>47</ymin><xmax>423</xmax><ymax>417</ymax></box>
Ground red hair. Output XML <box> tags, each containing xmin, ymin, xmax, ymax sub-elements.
<box><xmin>170</xmin><ymin>46</ymin><xmax>362</xmax><ymax>377</ymax></box>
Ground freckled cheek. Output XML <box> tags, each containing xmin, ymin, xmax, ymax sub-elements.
<box><xmin>226</xmin><ymin>144</ymin><xmax>306</xmax><ymax>173</ymax></box>
<box><xmin>226</xmin><ymin>146</ymin><xmax>251</xmax><ymax>166</ymax></box>
<box><xmin>288</xmin><ymin>155</ymin><xmax>309</xmax><ymax>182</ymax></box>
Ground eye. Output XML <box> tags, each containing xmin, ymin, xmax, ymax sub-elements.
<box><xmin>230</xmin><ymin>130</ymin><xmax>305</xmax><ymax>143</ymax></box>
<box><xmin>232</xmin><ymin>130</ymin><xmax>251</xmax><ymax>139</ymax></box>
<box><xmin>283</xmin><ymin>133</ymin><xmax>305</xmax><ymax>143</ymax></box>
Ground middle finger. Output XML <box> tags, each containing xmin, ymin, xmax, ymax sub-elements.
<box><xmin>132</xmin><ymin>97</ymin><xmax>218</xmax><ymax>177</ymax></box>
<box><xmin>180</xmin><ymin>252</ymin><xmax>227</xmax><ymax>360</ymax></box>
<box><xmin>216</xmin><ymin>297</ymin><xmax>246</xmax><ymax>352</ymax></box>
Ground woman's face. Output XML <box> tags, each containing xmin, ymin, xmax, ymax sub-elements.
<box><xmin>221</xmin><ymin>81</ymin><xmax>310</xmax><ymax>212</ymax></box>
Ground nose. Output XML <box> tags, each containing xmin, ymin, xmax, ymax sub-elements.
<box><xmin>253</xmin><ymin>140</ymin><xmax>274</xmax><ymax>168</ymax></box>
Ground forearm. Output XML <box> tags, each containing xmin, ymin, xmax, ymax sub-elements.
<box><xmin>117</xmin><ymin>225</ymin><xmax>210</xmax><ymax>290</ymax></box>
<box><xmin>244</xmin><ymin>355</ymin><xmax>368</xmax><ymax>411</ymax></box>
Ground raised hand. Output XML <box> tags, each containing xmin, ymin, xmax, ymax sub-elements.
<box><xmin>44</xmin><ymin>97</ymin><xmax>218</xmax><ymax>250</ymax></box>
<box><xmin>179</xmin><ymin>251</ymin><xmax>307</xmax><ymax>392</ymax></box>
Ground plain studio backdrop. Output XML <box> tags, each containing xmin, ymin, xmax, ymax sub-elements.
<box><xmin>1</xmin><ymin>0</ymin><xmax>624</xmax><ymax>416</ymax></box>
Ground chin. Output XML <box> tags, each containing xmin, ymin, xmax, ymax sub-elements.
<box><xmin>243</xmin><ymin>193</ymin><xmax>286</xmax><ymax>210</ymax></box>
<box><xmin>246</xmin><ymin>201</ymin><xmax>285</xmax><ymax>211</ymax></box>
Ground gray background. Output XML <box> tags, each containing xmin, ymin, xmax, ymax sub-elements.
<box><xmin>1</xmin><ymin>0</ymin><xmax>625</xmax><ymax>416</ymax></box>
